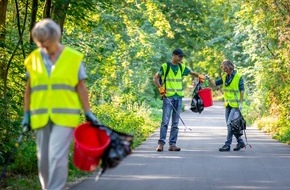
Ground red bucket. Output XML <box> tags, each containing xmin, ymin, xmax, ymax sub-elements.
<box><xmin>73</xmin><ymin>122</ymin><xmax>110</xmax><ymax>172</ymax></box>
<box><xmin>198</xmin><ymin>88</ymin><xmax>213</xmax><ymax>107</ymax></box>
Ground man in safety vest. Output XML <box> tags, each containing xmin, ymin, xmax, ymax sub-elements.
<box><xmin>21</xmin><ymin>19</ymin><xmax>100</xmax><ymax>190</ymax></box>
<box><xmin>153</xmin><ymin>48</ymin><xmax>205</xmax><ymax>152</ymax></box>
<box><xmin>208</xmin><ymin>60</ymin><xmax>246</xmax><ymax>151</ymax></box>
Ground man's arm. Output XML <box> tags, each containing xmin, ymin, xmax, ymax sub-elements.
<box><xmin>153</xmin><ymin>72</ymin><xmax>162</xmax><ymax>88</ymax></box>
<box><xmin>189</xmin><ymin>70</ymin><xmax>199</xmax><ymax>78</ymax></box>
<box><xmin>189</xmin><ymin>70</ymin><xmax>206</xmax><ymax>83</ymax></box>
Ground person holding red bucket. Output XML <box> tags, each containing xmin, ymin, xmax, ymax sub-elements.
<box><xmin>21</xmin><ymin>19</ymin><xmax>102</xmax><ymax>190</ymax></box>
<box><xmin>207</xmin><ymin>60</ymin><xmax>245</xmax><ymax>152</ymax></box>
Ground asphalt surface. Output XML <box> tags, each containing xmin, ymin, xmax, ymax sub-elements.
<box><xmin>69</xmin><ymin>100</ymin><xmax>290</xmax><ymax>190</ymax></box>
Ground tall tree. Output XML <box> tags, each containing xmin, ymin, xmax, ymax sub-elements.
<box><xmin>29</xmin><ymin>0</ymin><xmax>38</xmax><ymax>43</ymax></box>
<box><xmin>43</xmin><ymin>0</ymin><xmax>52</xmax><ymax>18</ymax></box>
<box><xmin>51</xmin><ymin>0</ymin><xmax>70</xmax><ymax>33</ymax></box>
<box><xmin>0</xmin><ymin>0</ymin><xmax>8</xmax><ymax>79</ymax></box>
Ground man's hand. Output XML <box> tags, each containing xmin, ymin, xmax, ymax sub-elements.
<box><xmin>158</xmin><ymin>86</ymin><xmax>166</xmax><ymax>97</ymax></box>
<box><xmin>198</xmin><ymin>74</ymin><xmax>205</xmax><ymax>83</ymax></box>
<box><xmin>85</xmin><ymin>111</ymin><xmax>102</xmax><ymax>127</ymax></box>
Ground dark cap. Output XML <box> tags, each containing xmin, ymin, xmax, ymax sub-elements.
<box><xmin>172</xmin><ymin>48</ymin><xmax>185</xmax><ymax>57</ymax></box>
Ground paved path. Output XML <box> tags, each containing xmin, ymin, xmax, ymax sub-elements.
<box><xmin>69</xmin><ymin>101</ymin><xmax>290</xmax><ymax>190</ymax></box>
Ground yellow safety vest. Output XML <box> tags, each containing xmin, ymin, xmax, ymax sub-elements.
<box><xmin>24</xmin><ymin>47</ymin><xmax>83</xmax><ymax>129</ymax></box>
<box><xmin>161</xmin><ymin>63</ymin><xmax>185</xmax><ymax>97</ymax></box>
<box><xmin>222</xmin><ymin>73</ymin><xmax>241</xmax><ymax>108</ymax></box>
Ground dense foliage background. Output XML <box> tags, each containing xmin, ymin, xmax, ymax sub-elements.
<box><xmin>0</xmin><ymin>0</ymin><xmax>289</xmax><ymax>188</ymax></box>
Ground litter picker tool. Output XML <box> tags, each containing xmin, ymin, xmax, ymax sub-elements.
<box><xmin>164</xmin><ymin>96</ymin><xmax>192</xmax><ymax>131</ymax></box>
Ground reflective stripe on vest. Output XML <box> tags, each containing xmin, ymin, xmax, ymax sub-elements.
<box><xmin>31</xmin><ymin>84</ymin><xmax>76</xmax><ymax>93</ymax></box>
<box><xmin>25</xmin><ymin>47</ymin><xmax>83</xmax><ymax>129</ymax></box>
<box><xmin>222</xmin><ymin>73</ymin><xmax>241</xmax><ymax>108</ymax></box>
<box><xmin>161</xmin><ymin>63</ymin><xmax>185</xmax><ymax>97</ymax></box>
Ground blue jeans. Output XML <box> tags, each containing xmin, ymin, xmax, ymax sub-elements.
<box><xmin>224</xmin><ymin>107</ymin><xmax>244</xmax><ymax>146</ymax></box>
<box><xmin>158</xmin><ymin>97</ymin><xmax>182</xmax><ymax>146</ymax></box>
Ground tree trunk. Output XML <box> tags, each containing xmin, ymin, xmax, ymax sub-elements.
<box><xmin>0</xmin><ymin>0</ymin><xmax>8</xmax><ymax>80</ymax></box>
<box><xmin>43</xmin><ymin>0</ymin><xmax>52</xmax><ymax>18</ymax></box>
<box><xmin>52</xmin><ymin>0</ymin><xmax>70</xmax><ymax>34</ymax></box>
<box><xmin>30</xmin><ymin>0</ymin><xmax>38</xmax><ymax>43</ymax></box>
<box><xmin>0</xmin><ymin>0</ymin><xmax>8</xmax><ymax>46</ymax></box>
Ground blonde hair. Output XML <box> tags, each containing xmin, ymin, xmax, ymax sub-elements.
<box><xmin>32</xmin><ymin>18</ymin><xmax>61</xmax><ymax>43</ymax></box>
<box><xmin>222</xmin><ymin>60</ymin><xmax>234</xmax><ymax>71</ymax></box>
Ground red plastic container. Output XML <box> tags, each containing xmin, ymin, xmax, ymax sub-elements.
<box><xmin>198</xmin><ymin>88</ymin><xmax>213</xmax><ymax>107</ymax></box>
<box><xmin>73</xmin><ymin>122</ymin><xmax>110</xmax><ymax>172</ymax></box>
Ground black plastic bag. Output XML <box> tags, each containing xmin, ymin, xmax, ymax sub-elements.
<box><xmin>230</xmin><ymin>109</ymin><xmax>246</xmax><ymax>136</ymax></box>
<box><xmin>190</xmin><ymin>82</ymin><xmax>204</xmax><ymax>113</ymax></box>
<box><xmin>190</xmin><ymin>95</ymin><xmax>204</xmax><ymax>113</ymax></box>
<box><xmin>100</xmin><ymin>126</ymin><xmax>134</xmax><ymax>174</ymax></box>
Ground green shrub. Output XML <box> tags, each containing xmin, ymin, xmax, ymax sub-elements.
<box><xmin>0</xmin><ymin>133</ymin><xmax>40</xmax><ymax>189</ymax></box>
<box><xmin>91</xmin><ymin>102</ymin><xmax>158</xmax><ymax>147</ymax></box>
<box><xmin>10</xmin><ymin>135</ymin><xmax>38</xmax><ymax>174</ymax></box>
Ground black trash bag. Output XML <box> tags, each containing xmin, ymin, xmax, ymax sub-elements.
<box><xmin>190</xmin><ymin>95</ymin><xmax>204</xmax><ymax>113</ymax></box>
<box><xmin>100</xmin><ymin>126</ymin><xmax>134</xmax><ymax>174</ymax></box>
<box><xmin>230</xmin><ymin>109</ymin><xmax>246</xmax><ymax>136</ymax></box>
<box><xmin>190</xmin><ymin>82</ymin><xmax>204</xmax><ymax>113</ymax></box>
